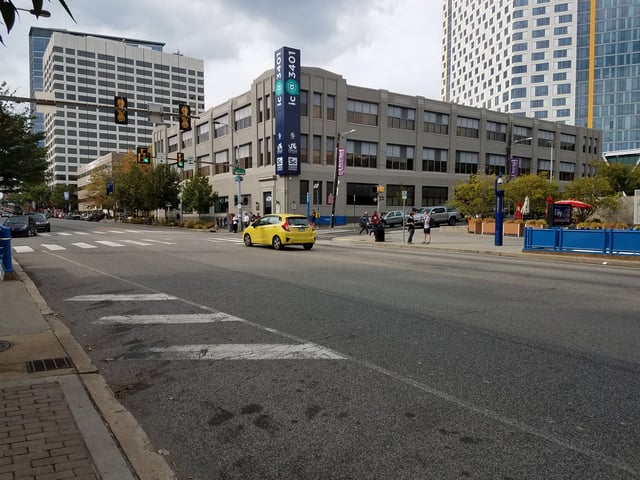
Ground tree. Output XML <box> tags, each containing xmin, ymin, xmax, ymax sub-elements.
<box><xmin>149</xmin><ymin>164</ymin><xmax>181</xmax><ymax>220</ymax></box>
<box><xmin>594</xmin><ymin>161</ymin><xmax>640</xmax><ymax>196</ymax></box>
<box><xmin>450</xmin><ymin>175</ymin><xmax>499</xmax><ymax>218</ymax></box>
<box><xmin>1</xmin><ymin>1</ymin><xmax>74</xmax><ymax>44</ymax></box>
<box><xmin>0</xmin><ymin>83</ymin><xmax>47</xmax><ymax>192</ymax></box>
<box><xmin>562</xmin><ymin>176</ymin><xmax>619</xmax><ymax>222</ymax></box>
<box><xmin>50</xmin><ymin>183</ymin><xmax>75</xmax><ymax>211</ymax></box>
<box><xmin>21</xmin><ymin>182</ymin><xmax>51</xmax><ymax>211</ymax></box>
<box><xmin>504</xmin><ymin>174</ymin><xmax>559</xmax><ymax>218</ymax></box>
<box><xmin>113</xmin><ymin>157</ymin><xmax>153</xmax><ymax>216</ymax></box>
<box><xmin>84</xmin><ymin>170</ymin><xmax>115</xmax><ymax>213</ymax></box>
<box><xmin>181</xmin><ymin>173</ymin><xmax>216</xmax><ymax>219</ymax></box>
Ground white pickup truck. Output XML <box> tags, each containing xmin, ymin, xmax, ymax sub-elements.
<box><xmin>412</xmin><ymin>206</ymin><xmax>464</xmax><ymax>227</ymax></box>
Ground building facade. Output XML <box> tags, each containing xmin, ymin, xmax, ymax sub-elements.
<box><xmin>36</xmin><ymin>28</ymin><xmax>204</xmax><ymax>186</ymax></box>
<box><xmin>441</xmin><ymin>0</ymin><xmax>640</xmax><ymax>154</ymax></box>
<box><xmin>152</xmin><ymin>66</ymin><xmax>601</xmax><ymax>223</ymax></box>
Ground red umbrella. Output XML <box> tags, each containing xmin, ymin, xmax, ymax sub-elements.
<box><xmin>555</xmin><ymin>199</ymin><xmax>593</xmax><ymax>209</ymax></box>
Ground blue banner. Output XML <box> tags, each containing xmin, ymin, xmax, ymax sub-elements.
<box><xmin>509</xmin><ymin>157</ymin><xmax>520</xmax><ymax>179</ymax></box>
<box><xmin>274</xmin><ymin>47</ymin><xmax>301</xmax><ymax>176</ymax></box>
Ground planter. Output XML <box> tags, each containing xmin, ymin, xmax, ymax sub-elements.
<box><xmin>504</xmin><ymin>222</ymin><xmax>525</xmax><ymax>237</ymax></box>
<box><xmin>481</xmin><ymin>222</ymin><xmax>495</xmax><ymax>235</ymax></box>
<box><xmin>468</xmin><ymin>220</ymin><xmax>482</xmax><ymax>234</ymax></box>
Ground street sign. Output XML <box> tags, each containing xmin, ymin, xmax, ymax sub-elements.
<box><xmin>157</xmin><ymin>153</ymin><xmax>166</xmax><ymax>164</ymax></box>
<box><xmin>233</xmin><ymin>167</ymin><xmax>246</xmax><ymax>175</ymax></box>
<box><xmin>235</xmin><ymin>175</ymin><xmax>243</xmax><ymax>182</ymax></box>
<box><xmin>402</xmin><ymin>190</ymin><xmax>407</xmax><ymax>200</ymax></box>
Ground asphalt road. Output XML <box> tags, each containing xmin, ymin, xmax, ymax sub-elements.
<box><xmin>11</xmin><ymin>218</ymin><xmax>640</xmax><ymax>480</ymax></box>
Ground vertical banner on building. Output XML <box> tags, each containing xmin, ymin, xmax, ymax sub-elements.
<box><xmin>509</xmin><ymin>157</ymin><xmax>520</xmax><ymax>179</ymax></box>
<box><xmin>338</xmin><ymin>147</ymin><xmax>346</xmax><ymax>176</ymax></box>
<box><xmin>274</xmin><ymin>47</ymin><xmax>301</xmax><ymax>176</ymax></box>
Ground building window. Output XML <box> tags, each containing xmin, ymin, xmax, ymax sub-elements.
<box><xmin>237</xmin><ymin>143</ymin><xmax>252</xmax><ymax>169</ymax></box>
<box><xmin>455</xmin><ymin>151</ymin><xmax>479</xmax><ymax>174</ymax></box>
<box><xmin>534</xmin><ymin>111</ymin><xmax>548</xmax><ymax>119</ymax></box>
<box><xmin>531</xmin><ymin>99</ymin><xmax>544</xmax><ymax>108</ymax></box>
<box><xmin>259</xmin><ymin>138</ymin><xmax>264</xmax><ymax>166</ymax></box>
<box><xmin>181</xmin><ymin>130</ymin><xmax>193</xmax><ymax>149</ymax></box>
<box><xmin>300</xmin><ymin>134</ymin><xmax>308</xmax><ymax>164</ymax></box>
<box><xmin>313</xmin><ymin>135</ymin><xmax>322</xmax><ymax>164</ymax></box>
<box><xmin>538</xmin><ymin>131</ymin><xmax>555</xmax><ymax>147</ymax></box>
<box><xmin>326</xmin><ymin>136</ymin><xmax>335</xmax><ymax>165</ymax></box>
<box><xmin>534</xmin><ymin>85</ymin><xmax>549</xmax><ymax>96</ymax></box>
<box><xmin>552</xmin><ymin>98</ymin><xmax>566</xmax><ymax>106</ymax></box>
<box><xmin>511</xmin><ymin>88</ymin><xmax>527</xmax><ymax>98</ymax></box>
<box><xmin>168</xmin><ymin>135</ymin><xmax>178</xmax><ymax>153</ymax></box>
<box><xmin>485</xmin><ymin>154</ymin><xmax>507</xmax><ymax>175</ymax></box>
<box><xmin>456</xmin><ymin>116</ymin><xmax>479</xmax><ymax>138</ymax></box>
<box><xmin>327</xmin><ymin>95</ymin><xmax>335</xmax><ymax>120</ymax></box>
<box><xmin>556</xmin><ymin>109</ymin><xmax>571</xmax><ymax>117</ymax></box>
<box><xmin>347</xmin><ymin>99</ymin><xmax>378</xmax><ymax>126</ymax></box>
<box><xmin>423</xmin><ymin>111</ymin><xmax>449</xmax><ymax>134</ymax></box>
<box><xmin>196</xmin><ymin>122</ymin><xmax>209</xmax><ymax>143</ymax></box>
<box><xmin>557</xmin><ymin>83</ymin><xmax>571</xmax><ymax>94</ymax></box>
<box><xmin>386</xmin><ymin>144</ymin><xmax>414</xmax><ymax>171</ymax></box>
<box><xmin>386</xmin><ymin>185</ymin><xmax>415</xmax><ymax>207</ymax></box>
<box><xmin>299</xmin><ymin>180</ymin><xmax>309</xmax><ymax>206</ymax></box>
<box><xmin>214</xmin><ymin>150</ymin><xmax>229</xmax><ymax>174</ymax></box>
<box><xmin>486</xmin><ymin>121</ymin><xmax>507</xmax><ymax>142</ymax></box>
<box><xmin>346</xmin><ymin>183</ymin><xmax>378</xmax><ymax>206</ymax></box>
<box><xmin>265</xmin><ymin>94</ymin><xmax>271</xmax><ymax>120</ymax></box>
<box><xmin>560</xmin><ymin>133</ymin><xmax>576</xmax><ymax>151</ymax></box>
<box><xmin>422</xmin><ymin>148</ymin><xmax>448</xmax><ymax>173</ymax></box>
<box><xmin>387</xmin><ymin>105</ymin><xmax>415</xmax><ymax>130</ymax></box>
<box><xmin>347</xmin><ymin>140</ymin><xmax>377</xmax><ymax>168</ymax></box>
<box><xmin>299</xmin><ymin>90</ymin><xmax>308</xmax><ymax>116</ymax></box>
<box><xmin>213</xmin><ymin>115</ymin><xmax>231</xmax><ymax>138</ymax></box>
<box><xmin>312</xmin><ymin>92</ymin><xmax>322</xmax><ymax>118</ymax></box>
<box><xmin>559</xmin><ymin>162</ymin><xmax>575</xmax><ymax>181</ymax></box>
<box><xmin>258</xmin><ymin>97</ymin><xmax>264</xmax><ymax>123</ymax></box>
<box><xmin>421</xmin><ymin>186</ymin><xmax>449</xmax><ymax>207</ymax></box>
<box><xmin>234</xmin><ymin>105</ymin><xmax>251</xmax><ymax>130</ymax></box>
<box><xmin>557</xmin><ymin>60</ymin><xmax>572</xmax><ymax>69</ymax></box>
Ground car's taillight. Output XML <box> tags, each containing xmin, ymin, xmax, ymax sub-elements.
<box><xmin>281</xmin><ymin>220</ymin><xmax>290</xmax><ymax>232</ymax></box>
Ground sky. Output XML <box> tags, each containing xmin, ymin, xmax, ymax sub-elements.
<box><xmin>0</xmin><ymin>0</ymin><xmax>444</xmax><ymax>107</ymax></box>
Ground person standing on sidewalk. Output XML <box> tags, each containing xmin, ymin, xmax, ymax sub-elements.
<box><xmin>422</xmin><ymin>212</ymin><xmax>432</xmax><ymax>244</ymax></box>
<box><xmin>370</xmin><ymin>211</ymin><xmax>380</xmax><ymax>236</ymax></box>
<box><xmin>406</xmin><ymin>212</ymin><xmax>415</xmax><ymax>243</ymax></box>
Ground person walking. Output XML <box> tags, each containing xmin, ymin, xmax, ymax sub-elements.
<box><xmin>406</xmin><ymin>211</ymin><xmax>415</xmax><ymax>243</ymax></box>
<box><xmin>422</xmin><ymin>211</ymin><xmax>432</xmax><ymax>244</ymax></box>
<box><xmin>370</xmin><ymin>211</ymin><xmax>380</xmax><ymax>236</ymax></box>
<box><xmin>358</xmin><ymin>211</ymin><xmax>370</xmax><ymax>235</ymax></box>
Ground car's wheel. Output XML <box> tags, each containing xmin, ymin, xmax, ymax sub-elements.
<box><xmin>448</xmin><ymin>217</ymin><xmax>457</xmax><ymax>226</ymax></box>
<box><xmin>272</xmin><ymin>236</ymin><xmax>283</xmax><ymax>250</ymax></box>
<box><xmin>47</xmin><ymin>226</ymin><xmax>50</xmax><ymax>232</ymax></box>
<box><xmin>243</xmin><ymin>234</ymin><xmax>253</xmax><ymax>247</ymax></box>
<box><xmin>303</xmin><ymin>244</ymin><xmax>313</xmax><ymax>250</ymax></box>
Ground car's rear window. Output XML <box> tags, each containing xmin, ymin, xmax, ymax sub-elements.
<box><xmin>287</xmin><ymin>217</ymin><xmax>310</xmax><ymax>226</ymax></box>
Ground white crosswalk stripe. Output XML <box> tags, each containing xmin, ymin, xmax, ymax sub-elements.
<box><xmin>95</xmin><ymin>240</ymin><xmax>125</xmax><ymax>247</ymax></box>
<box><xmin>42</xmin><ymin>244</ymin><xmax>66</xmax><ymax>251</ymax></box>
<box><xmin>108</xmin><ymin>229</ymin><xmax>128</xmax><ymax>233</ymax></box>
<box><xmin>57</xmin><ymin>232</ymin><xmax>72</xmax><ymax>236</ymax></box>
<box><xmin>13</xmin><ymin>246</ymin><xmax>34</xmax><ymax>253</ymax></box>
<box><xmin>141</xmin><ymin>239</ymin><xmax>175</xmax><ymax>245</ymax></box>
<box><xmin>137</xmin><ymin>343</ymin><xmax>346</xmax><ymax>361</ymax></box>
<box><xmin>94</xmin><ymin>312</ymin><xmax>245</xmax><ymax>324</ymax></box>
<box><xmin>67</xmin><ymin>293</ymin><xmax>177</xmax><ymax>301</ymax></box>
<box><xmin>72</xmin><ymin>242</ymin><xmax>98</xmax><ymax>249</ymax></box>
<box><xmin>73</xmin><ymin>231</ymin><xmax>89</xmax><ymax>235</ymax></box>
<box><xmin>122</xmin><ymin>240</ymin><xmax>154</xmax><ymax>246</ymax></box>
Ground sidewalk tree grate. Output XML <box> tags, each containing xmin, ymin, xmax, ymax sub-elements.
<box><xmin>0</xmin><ymin>340</ymin><xmax>12</xmax><ymax>352</ymax></box>
<box><xmin>26</xmin><ymin>357</ymin><xmax>74</xmax><ymax>373</ymax></box>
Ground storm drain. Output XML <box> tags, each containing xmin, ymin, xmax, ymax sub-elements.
<box><xmin>0</xmin><ymin>340</ymin><xmax>12</xmax><ymax>352</ymax></box>
<box><xmin>26</xmin><ymin>357</ymin><xmax>74</xmax><ymax>373</ymax></box>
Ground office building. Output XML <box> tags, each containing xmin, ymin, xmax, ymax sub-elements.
<box><xmin>32</xmin><ymin>28</ymin><xmax>204</xmax><ymax>185</ymax></box>
<box><xmin>441</xmin><ymin>0</ymin><xmax>640</xmax><ymax>154</ymax></box>
<box><xmin>152</xmin><ymin>66</ymin><xmax>601</xmax><ymax>223</ymax></box>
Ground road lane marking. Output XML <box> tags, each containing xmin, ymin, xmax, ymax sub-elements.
<box><xmin>73</xmin><ymin>231</ymin><xmax>89</xmax><ymax>235</ymax></box>
<box><xmin>205</xmin><ymin>238</ymin><xmax>243</xmax><ymax>243</ymax></box>
<box><xmin>122</xmin><ymin>240</ymin><xmax>154</xmax><ymax>246</ymax></box>
<box><xmin>95</xmin><ymin>240</ymin><xmax>125</xmax><ymax>247</ymax></box>
<box><xmin>42</xmin><ymin>244</ymin><xmax>66</xmax><ymax>251</ymax></box>
<box><xmin>38</xmin><ymin>233</ymin><xmax>51</xmax><ymax>236</ymax></box>
<box><xmin>94</xmin><ymin>312</ymin><xmax>246</xmax><ymax>324</ymax></box>
<box><xmin>108</xmin><ymin>230</ymin><xmax>127</xmax><ymax>233</ymax></box>
<box><xmin>124</xmin><ymin>229</ymin><xmax>144</xmax><ymax>233</ymax></box>
<box><xmin>66</xmin><ymin>293</ymin><xmax>177</xmax><ymax>301</ymax></box>
<box><xmin>135</xmin><ymin>343</ymin><xmax>346</xmax><ymax>361</ymax></box>
<box><xmin>57</xmin><ymin>232</ymin><xmax>72</xmax><ymax>236</ymax></box>
<box><xmin>141</xmin><ymin>239</ymin><xmax>175</xmax><ymax>245</ymax></box>
<box><xmin>73</xmin><ymin>242</ymin><xmax>98</xmax><ymax>249</ymax></box>
<box><xmin>13</xmin><ymin>246</ymin><xmax>34</xmax><ymax>253</ymax></box>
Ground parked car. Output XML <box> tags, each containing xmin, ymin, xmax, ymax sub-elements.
<box><xmin>380</xmin><ymin>210</ymin><xmax>406</xmax><ymax>227</ymax></box>
<box><xmin>86</xmin><ymin>212</ymin><xmax>102</xmax><ymax>221</ymax></box>
<box><xmin>4</xmin><ymin>215</ymin><xmax>38</xmax><ymax>237</ymax></box>
<box><xmin>413</xmin><ymin>206</ymin><xmax>464</xmax><ymax>227</ymax></box>
<box><xmin>243</xmin><ymin>213</ymin><xmax>316</xmax><ymax>250</ymax></box>
<box><xmin>31</xmin><ymin>213</ymin><xmax>51</xmax><ymax>232</ymax></box>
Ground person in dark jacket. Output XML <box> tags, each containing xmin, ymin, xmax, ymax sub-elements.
<box><xmin>406</xmin><ymin>212</ymin><xmax>415</xmax><ymax>243</ymax></box>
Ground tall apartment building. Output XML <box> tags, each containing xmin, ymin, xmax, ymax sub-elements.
<box><xmin>441</xmin><ymin>0</ymin><xmax>640</xmax><ymax>156</ymax></box>
<box><xmin>32</xmin><ymin>28</ymin><xmax>204</xmax><ymax>185</ymax></box>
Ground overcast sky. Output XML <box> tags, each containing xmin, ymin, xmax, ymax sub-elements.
<box><xmin>1</xmin><ymin>0</ymin><xmax>443</xmax><ymax>106</ymax></box>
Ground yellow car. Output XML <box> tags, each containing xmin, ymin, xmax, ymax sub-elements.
<box><xmin>243</xmin><ymin>214</ymin><xmax>316</xmax><ymax>250</ymax></box>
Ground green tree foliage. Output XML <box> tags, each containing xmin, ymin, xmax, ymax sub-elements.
<box><xmin>113</xmin><ymin>159</ymin><xmax>153</xmax><ymax>215</ymax></box>
<box><xmin>1</xmin><ymin>1</ymin><xmax>74</xmax><ymax>44</ymax></box>
<box><xmin>0</xmin><ymin>84</ymin><xmax>47</xmax><ymax>192</ymax></box>
<box><xmin>504</xmin><ymin>174</ymin><xmax>559</xmax><ymax>218</ymax></box>
<box><xmin>85</xmin><ymin>170</ymin><xmax>115</xmax><ymax>213</ymax></box>
<box><xmin>50</xmin><ymin>183</ymin><xmax>75</xmax><ymax>211</ymax></box>
<box><xmin>181</xmin><ymin>173</ymin><xmax>217</xmax><ymax>219</ymax></box>
<box><xmin>594</xmin><ymin>161</ymin><xmax>640</xmax><ymax>196</ymax></box>
<box><xmin>149</xmin><ymin>164</ymin><xmax>181</xmax><ymax>220</ymax></box>
<box><xmin>450</xmin><ymin>175</ymin><xmax>499</xmax><ymax>218</ymax></box>
<box><xmin>21</xmin><ymin>182</ymin><xmax>51</xmax><ymax>210</ymax></box>
<box><xmin>562</xmin><ymin>176</ymin><xmax>619</xmax><ymax>222</ymax></box>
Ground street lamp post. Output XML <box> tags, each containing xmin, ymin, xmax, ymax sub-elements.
<box><xmin>546</xmin><ymin>140</ymin><xmax>555</xmax><ymax>182</ymax></box>
<box><xmin>15</xmin><ymin>7</ymin><xmax>52</xmax><ymax>17</ymax></box>
<box><xmin>330</xmin><ymin>128</ymin><xmax>356</xmax><ymax>228</ymax></box>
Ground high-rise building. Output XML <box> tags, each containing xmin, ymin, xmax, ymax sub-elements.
<box><xmin>29</xmin><ymin>28</ymin><xmax>204</xmax><ymax>185</ymax></box>
<box><xmin>441</xmin><ymin>0</ymin><xmax>640</xmax><ymax>155</ymax></box>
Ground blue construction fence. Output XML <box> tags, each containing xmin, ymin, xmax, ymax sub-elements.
<box><xmin>523</xmin><ymin>227</ymin><xmax>640</xmax><ymax>256</ymax></box>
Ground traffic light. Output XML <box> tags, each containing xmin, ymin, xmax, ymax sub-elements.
<box><xmin>136</xmin><ymin>147</ymin><xmax>150</xmax><ymax>164</ymax></box>
<box><xmin>114</xmin><ymin>96</ymin><xmax>128</xmax><ymax>124</ymax></box>
<box><xmin>177</xmin><ymin>152</ymin><xmax>184</xmax><ymax>168</ymax></box>
<box><xmin>178</xmin><ymin>103</ymin><xmax>191</xmax><ymax>131</ymax></box>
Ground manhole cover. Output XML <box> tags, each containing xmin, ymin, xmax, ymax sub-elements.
<box><xmin>0</xmin><ymin>340</ymin><xmax>12</xmax><ymax>352</ymax></box>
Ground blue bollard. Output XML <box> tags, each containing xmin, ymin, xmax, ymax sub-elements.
<box><xmin>0</xmin><ymin>225</ymin><xmax>14</xmax><ymax>277</ymax></box>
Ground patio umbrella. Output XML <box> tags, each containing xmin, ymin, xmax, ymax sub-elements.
<box><xmin>521</xmin><ymin>196</ymin><xmax>530</xmax><ymax>215</ymax></box>
<box><xmin>555</xmin><ymin>199</ymin><xmax>593</xmax><ymax>210</ymax></box>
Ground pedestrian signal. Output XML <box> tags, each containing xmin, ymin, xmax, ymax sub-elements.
<box><xmin>114</xmin><ymin>96</ymin><xmax>128</xmax><ymax>124</ymax></box>
<box><xmin>178</xmin><ymin>103</ymin><xmax>191</xmax><ymax>131</ymax></box>
<box><xmin>177</xmin><ymin>152</ymin><xmax>184</xmax><ymax>168</ymax></box>
<box><xmin>136</xmin><ymin>147</ymin><xmax>150</xmax><ymax>164</ymax></box>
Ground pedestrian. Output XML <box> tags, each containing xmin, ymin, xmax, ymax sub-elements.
<box><xmin>370</xmin><ymin>211</ymin><xmax>380</xmax><ymax>236</ymax></box>
<box><xmin>176</xmin><ymin>212</ymin><xmax>180</xmax><ymax>222</ymax></box>
<box><xmin>310</xmin><ymin>209</ymin><xmax>317</xmax><ymax>226</ymax></box>
<box><xmin>232</xmin><ymin>214</ymin><xmax>239</xmax><ymax>233</ymax></box>
<box><xmin>422</xmin><ymin>212</ymin><xmax>432</xmax><ymax>244</ymax></box>
<box><xmin>358</xmin><ymin>211</ymin><xmax>369</xmax><ymax>234</ymax></box>
<box><xmin>406</xmin><ymin>211</ymin><xmax>415</xmax><ymax>243</ymax></box>
<box><xmin>243</xmin><ymin>212</ymin><xmax>250</xmax><ymax>229</ymax></box>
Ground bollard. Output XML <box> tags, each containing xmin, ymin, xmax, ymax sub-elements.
<box><xmin>0</xmin><ymin>225</ymin><xmax>16</xmax><ymax>280</ymax></box>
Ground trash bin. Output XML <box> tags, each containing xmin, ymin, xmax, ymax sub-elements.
<box><xmin>374</xmin><ymin>224</ymin><xmax>385</xmax><ymax>242</ymax></box>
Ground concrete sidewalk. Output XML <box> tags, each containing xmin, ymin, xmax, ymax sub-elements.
<box><xmin>0</xmin><ymin>261</ymin><xmax>175</xmax><ymax>480</ymax></box>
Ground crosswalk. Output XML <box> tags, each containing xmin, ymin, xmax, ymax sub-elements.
<box><xmin>12</xmin><ymin>237</ymin><xmax>181</xmax><ymax>253</ymax></box>
<box><xmin>66</xmin><ymin>293</ymin><xmax>346</xmax><ymax>362</ymax></box>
